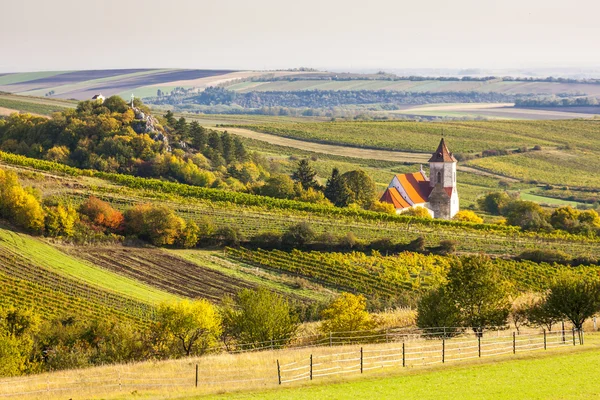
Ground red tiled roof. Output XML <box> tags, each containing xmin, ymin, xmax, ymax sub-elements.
<box><xmin>380</xmin><ymin>187</ymin><xmax>411</xmax><ymax>209</ymax></box>
<box><xmin>428</xmin><ymin>138</ymin><xmax>457</xmax><ymax>163</ymax></box>
<box><xmin>395</xmin><ymin>172</ymin><xmax>432</xmax><ymax>204</ymax></box>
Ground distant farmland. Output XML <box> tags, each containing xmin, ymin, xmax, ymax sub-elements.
<box><xmin>226</xmin><ymin>79</ymin><xmax>600</xmax><ymax>96</ymax></box>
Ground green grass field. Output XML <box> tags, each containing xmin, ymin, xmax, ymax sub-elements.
<box><xmin>197</xmin><ymin>346</ymin><xmax>600</xmax><ymax>400</ymax></box>
<box><xmin>0</xmin><ymin>94</ymin><xmax>75</xmax><ymax>115</ymax></box>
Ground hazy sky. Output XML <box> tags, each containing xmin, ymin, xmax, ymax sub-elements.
<box><xmin>1</xmin><ymin>0</ymin><xmax>599</xmax><ymax>72</ymax></box>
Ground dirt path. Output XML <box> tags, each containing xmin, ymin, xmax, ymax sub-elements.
<box><xmin>213</xmin><ymin>127</ymin><xmax>431</xmax><ymax>163</ymax></box>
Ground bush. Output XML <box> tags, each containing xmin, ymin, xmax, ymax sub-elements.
<box><xmin>517</xmin><ymin>249</ymin><xmax>572</xmax><ymax>265</ymax></box>
<box><xmin>154</xmin><ymin>300</ymin><xmax>222</xmax><ymax>357</ymax></box>
<box><xmin>400</xmin><ymin>207</ymin><xmax>432</xmax><ymax>219</ymax></box>
<box><xmin>213</xmin><ymin>226</ymin><xmax>243</xmax><ymax>247</ymax></box>
<box><xmin>435</xmin><ymin>239</ymin><xmax>457</xmax><ymax>255</ymax></box>
<box><xmin>282</xmin><ymin>222</ymin><xmax>315</xmax><ymax>247</ymax></box>
<box><xmin>250</xmin><ymin>231</ymin><xmax>282</xmax><ymax>249</ymax></box>
<box><xmin>416</xmin><ymin>287</ymin><xmax>462</xmax><ymax>337</ymax></box>
<box><xmin>221</xmin><ymin>288</ymin><xmax>299</xmax><ymax>349</ymax></box>
<box><xmin>477</xmin><ymin>192</ymin><xmax>512</xmax><ymax>215</ymax></box>
<box><xmin>453</xmin><ymin>210</ymin><xmax>483</xmax><ymax>224</ymax></box>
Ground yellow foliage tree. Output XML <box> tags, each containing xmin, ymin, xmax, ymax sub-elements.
<box><xmin>453</xmin><ymin>210</ymin><xmax>484</xmax><ymax>224</ymax></box>
<box><xmin>0</xmin><ymin>169</ymin><xmax>45</xmax><ymax>233</ymax></box>
<box><xmin>320</xmin><ymin>293</ymin><xmax>375</xmax><ymax>335</ymax></box>
<box><xmin>369</xmin><ymin>200</ymin><xmax>396</xmax><ymax>214</ymax></box>
<box><xmin>401</xmin><ymin>207</ymin><xmax>433</xmax><ymax>219</ymax></box>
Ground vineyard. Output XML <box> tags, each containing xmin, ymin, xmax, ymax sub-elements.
<box><xmin>223</xmin><ymin>120</ymin><xmax>600</xmax><ymax>154</ymax></box>
<box><xmin>0</xmin><ymin>240</ymin><xmax>155</xmax><ymax>325</ymax></box>
<box><xmin>225</xmin><ymin>248</ymin><xmax>600</xmax><ymax>302</ymax></box>
<box><xmin>467</xmin><ymin>149</ymin><xmax>600</xmax><ymax>188</ymax></box>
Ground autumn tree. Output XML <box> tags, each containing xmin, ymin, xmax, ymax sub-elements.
<box><xmin>78</xmin><ymin>196</ymin><xmax>124</xmax><ymax>231</ymax></box>
<box><xmin>320</xmin><ymin>293</ymin><xmax>375</xmax><ymax>335</ymax></box>
<box><xmin>544</xmin><ymin>272</ymin><xmax>600</xmax><ymax>330</ymax></box>
<box><xmin>124</xmin><ymin>204</ymin><xmax>185</xmax><ymax>246</ymax></box>
<box><xmin>154</xmin><ymin>300</ymin><xmax>221</xmax><ymax>357</ymax></box>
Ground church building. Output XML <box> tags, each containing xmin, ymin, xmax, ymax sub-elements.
<box><xmin>379</xmin><ymin>138</ymin><xmax>459</xmax><ymax>219</ymax></box>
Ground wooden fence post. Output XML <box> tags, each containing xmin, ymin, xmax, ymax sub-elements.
<box><xmin>277</xmin><ymin>359</ymin><xmax>281</xmax><ymax>385</ymax></box>
<box><xmin>195</xmin><ymin>364</ymin><xmax>198</xmax><ymax>388</ymax></box>
<box><xmin>562</xmin><ymin>321</ymin><xmax>566</xmax><ymax>343</ymax></box>
<box><xmin>310</xmin><ymin>354</ymin><xmax>313</xmax><ymax>380</ymax></box>
<box><xmin>478</xmin><ymin>335</ymin><xmax>481</xmax><ymax>358</ymax></box>
<box><xmin>513</xmin><ymin>332</ymin><xmax>516</xmax><ymax>354</ymax></box>
<box><xmin>442</xmin><ymin>339</ymin><xmax>445</xmax><ymax>363</ymax></box>
<box><xmin>360</xmin><ymin>347</ymin><xmax>363</xmax><ymax>373</ymax></box>
<box><xmin>402</xmin><ymin>342</ymin><xmax>405</xmax><ymax>367</ymax></box>
<box><xmin>543</xmin><ymin>330</ymin><xmax>547</xmax><ymax>350</ymax></box>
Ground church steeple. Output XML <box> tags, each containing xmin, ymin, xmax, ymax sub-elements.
<box><xmin>428</xmin><ymin>138</ymin><xmax>457</xmax><ymax>163</ymax></box>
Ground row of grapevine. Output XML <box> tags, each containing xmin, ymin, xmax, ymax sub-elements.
<box><xmin>225</xmin><ymin>248</ymin><xmax>600</xmax><ymax>299</ymax></box>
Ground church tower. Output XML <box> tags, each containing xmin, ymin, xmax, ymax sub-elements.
<box><xmin>427</xmin><ymin>138</ymin><xmax>459</xmax><ymax>219</ymax></box>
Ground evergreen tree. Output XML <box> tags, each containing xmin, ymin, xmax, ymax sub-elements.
<box><xmin>324</xmin><ymin>168</ymin><xmax>351</xmax><ymax>207</ymax></box>
<box><xmin>292</xmin><ymin>159</ymin><xmax>319</xmax><ymax>190</ymax></box>
<box><xmin>233</xmin><ymin>136</ymin><xmax>248</xmax><ymax>162</ymax></box>
<box><xmin>221</xmin><ymin>131</ymin><xmax>235</xmax><ymax>164</ymax></box>
<box><xmin>175</xmin><ymin>117</ymin><xmax>189</xmax><ymax>139</ymax></box>
<box><xmin>164</xmin><ymin>110</ymin><xmax>177</xmax><ymax>127</ymax></box>
<box><xmin>207</xmin><ymin>131</ymin><xmax>223</xmax><ymax>155</ymax></box>
<box><xmin>189</xmin><ymin>121</ymin><xmax>206</xmax><ymax>150</ymax></box>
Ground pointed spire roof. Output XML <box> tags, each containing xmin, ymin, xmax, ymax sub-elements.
<box><xmin>428</xmin><ymin>138</ymin><xmax>457</xmax><ymax>163</ymax></box>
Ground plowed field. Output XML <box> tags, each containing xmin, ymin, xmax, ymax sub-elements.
<box><xmin>70</xmin><ymin>247</ymin><xmax>256</xmax><ymax>302</ymax></box>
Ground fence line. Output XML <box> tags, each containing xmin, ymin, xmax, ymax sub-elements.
<box><xmin>277</xmin><ymin>329</ymin><xmax>583</xmax><ymax>385</ymax></box>
<box><xmin>0</xmin><ymin>327</ymin><xmax>586</xmax><ymax>398</ymax></box>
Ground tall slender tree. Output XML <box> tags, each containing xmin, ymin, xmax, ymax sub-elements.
<box><xmin>324</xmin><ymin>168</ymin><xmax>351</xmax><ymax>207</ymax></box>
<box><xmin>292</xmin><ymin>159</ymin><xmax>319</xmax><ymax>190</ymax></box>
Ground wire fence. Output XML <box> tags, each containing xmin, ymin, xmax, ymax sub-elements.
<box><xmin>277</xmin><ymin>329</ymin><xmax>583</xmax><ymax>385</ymax></box>
<box><xmin>0</xmin><ymin>327</ymin><xmax>586</xmax><ymax>398</ymax></box>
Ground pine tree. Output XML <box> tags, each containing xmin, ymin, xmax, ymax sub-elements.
<box><xmin>233</xmin><ymin>137</ymin><xmax>248</xmax><ymax>162</ymax></box>
<box><xmin>175</xmin><ymin>117</ymin><xmax>189</xmax><ymax>139</ymax></box>
<box><xmin>221</xmin><ymin>131</ymin><xmax>235</xmax><ymax>164</ymax></box>
<box><xmin>207</xmin><ymin>131</ymin><xmax>224</xmax><ymax>155</ymax></box>
<box><xmin>189</xmin><ymin>121</ymin><xmax>206</xmax><ymax>150</ymax></box>
<box><xmin>292</xmin><ymin>159</ymin><xmax>319</xmax><ymax>190</ymax></box>
<box><xmin>164</xmin><ymin>110</ymin><xmax>177</xmax><ymax>127</ymax></box>
<box><xmin>324</xmin><ymin>168</ymin><xmax>351</xmax><ymax>207</ymax></box>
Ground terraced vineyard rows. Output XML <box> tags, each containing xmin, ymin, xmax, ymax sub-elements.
<box><xmin>69</xmin><ymin>247</ymin><xmax>257</xmax><ymax>302</ymax></box>
<box><xmin>226</xmin><ymin>248</ymin><xmax>600</xmax><ymax>300</ymax></box>
<box><xmin>226</xmin><ymin>248</ymin><xmax>449</xmax><ymax>299</ymax></box>
<box><xmin>0</xmin><ymin>247</ymin><xmax>154</xmax><ymax>325</ymax></box>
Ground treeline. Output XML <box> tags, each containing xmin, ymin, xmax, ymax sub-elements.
<box><xmin>478</xmin><ymin>192</ymin><xmax>600</xmax><ymax>238</ymax></box>
<box><xmin>151</xmin><ymin>87</ymin><xmax>524</xmax><ymax>108</ymax></box>
<box><xmin>515</xmin><ymin>96</ymin><xmax>600</xmax><ymax>108</ymax></box>
<box><xmin>417</xmin><ymin>255</ymin><xmax>600</xmax><ymax>335</ymax></box>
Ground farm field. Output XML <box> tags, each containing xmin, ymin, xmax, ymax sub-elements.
<box><xmin>388</xmin><ymin>102</ymin><xmax>599</xmax><ymax>120</ymax></box>
<box><xmin>223</xmin><ymin>120</ymin><xmax>600</xmax><ymax>154</ymax></box>
<box><xmin>0</xmin><ymin>93</ymin><xmax>76</xmax><ymax>115</ymax></box>
<box><xmin>467</xmin><ymin>149</ymin><xmax>600</xmax><ymax>188</ymax></box>
<box><xmin>226</xmin><ymin>78</ymin><xmax>600</xmax><ymax>96</ymax></box>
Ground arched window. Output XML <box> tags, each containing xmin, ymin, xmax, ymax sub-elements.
<box><xmin>437</xmin><ymin>171</ymin><xmax>442</xmax><ymax>184</ymax></box>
